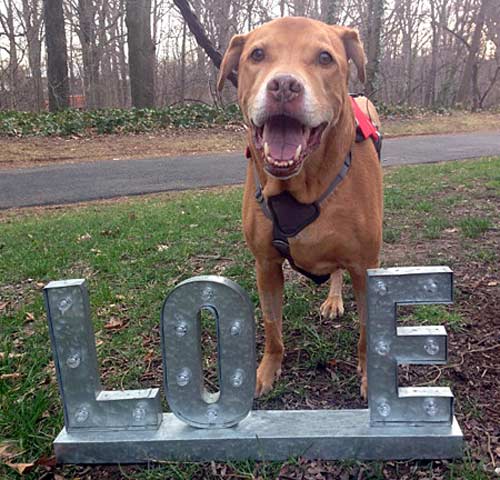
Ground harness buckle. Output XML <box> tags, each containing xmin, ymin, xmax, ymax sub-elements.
<box><xmin>271</xmin><ymin>239</ymin><xmax>291</xmax><ymax>258</ymax></box>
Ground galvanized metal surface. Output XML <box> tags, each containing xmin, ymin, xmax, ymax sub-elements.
<box><xmin>44</xmin><ymin>269</ymin><xmax>463</xmax><ymax>463</ymax></box>
<box><xmin>161</xmin><ymin>276</ymin><xmax>256</xmax><ymax>428</ymax></box>
<box><xmin>366</xmin><ymin>267</ymin><xmax>454</xmax><ymax>425</ymax></box>
<box><xmin>54</xmin><ymin>410</ymin><xmax>463</xmax><ymax>463</ymax></box>
<box><xmin>44</xmin><ymin>280</ymin><xmax>162</xmax><ymax>432</ymax></box>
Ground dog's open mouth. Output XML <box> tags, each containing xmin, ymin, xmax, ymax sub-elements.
<box><xmin>253</xmin><ymin>115</ymin><xmax>328</xmax><ymax>178</ymax></box>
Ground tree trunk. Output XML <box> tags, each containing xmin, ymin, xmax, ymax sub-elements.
<box><xmin>21</xmin><ymin>0</ymin><xmax>44</xmax><ymax>110</ymax></box>
<box><xmin>321</xmin><ymin>0</ymin><xmax>339</xmax><ymax>24</ymax></box>
<box><xmin>0</xmin><ymin>0</ymin><xmax>20</xmax><ymax>108</ymax></box>
<box><xmin>126</xmin><ymin>0</ymin><xmax>155</xmax><ymax>108</ymax></box>
<box><xmin>424</xmin><ymin>2</ymin><xmax>438</xmax><ymax>106</ymax></box>
<box><xmin>293</xmin><ymin>0</ymin><xmax>305</xmax><ymax>16</ymax></box>
<box><xmin>43</xmin><ymin>0</ymin><xmax>70</xmax><ymax>111</ymax></box>
<box><xmin>173</xmin><ymin>0</ymin><xmax>238</xmax><ymax>88</ymax></box>
<box><xmin>118</xmin><ymin>0</ymin><xmax>130</xmax><ymax>106</ymax></box>
<box><xmin>456</xmin><ymin>0</ymin><xmax>489</xmax><ymax>106</ymax></box>
<box><xmin>78</xmin><ymin>0</ymin><xmax>101</xmax><ymax>108</ymax></box>
<box><xmin>364</xmin><ymin>0</ymin><xmax>384</xmax><ymax>97</ymax></box>
<box><xmin>180</xmin><ymin>21</ymin><xmax>187</xmax><ymax>103</ymax></box>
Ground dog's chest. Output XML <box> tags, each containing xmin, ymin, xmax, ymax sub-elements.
<box><xmin>287</xmin><ymin>221</ymin><xmax>344</xmax><ymax>272</ymax></box>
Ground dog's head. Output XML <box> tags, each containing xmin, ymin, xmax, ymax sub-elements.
<box><xmin>218</xmin><ymin>17</ymin><xmax>366</xmax><ymax>180</ymax></box>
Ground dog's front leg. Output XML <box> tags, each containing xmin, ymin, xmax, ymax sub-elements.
<box><xmin>349</xmin><ymin>268</ymin><xmax>369</xmax><ymax>400</ymax></box>
<box><xmin>320</xmin><ymin>269</ymin><xmax>344</xmax><ymax>319</ymax></box>
<box><xmin>255</xmin><ymin>258</ymin><xmax>284</xmax><ymax>397</ymax></box>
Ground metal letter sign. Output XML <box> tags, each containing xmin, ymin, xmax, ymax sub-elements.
<box><xmin>44</xmin><ymin>268</ymin><xmax>463</xmax><ymax>464</ymax></box>
<box><xmin>161</xmin><ymin>277</ymin><xmax>256</xmax><ymax>428</ymax></box>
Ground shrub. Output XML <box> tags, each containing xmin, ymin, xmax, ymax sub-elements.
<box><xmin>0</xmin><ymin>103</ymin><xmax>243</xmax><ymax>138</ymax></box>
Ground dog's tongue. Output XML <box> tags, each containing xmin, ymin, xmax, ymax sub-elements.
<box><xmin>263</xmin><ymin>116</ymin><xmax>306</xmax><ymax>160</ymax></box>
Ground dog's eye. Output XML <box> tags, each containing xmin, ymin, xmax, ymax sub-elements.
<box><xmin>319</xmin><ymin>51</ymin><xmax>334</xmax><ymax>65</ymax></box>
<box><xmin>250</xmin><ymin>48</ymin><xmax>265</xmax><ymax>62</ymax></box>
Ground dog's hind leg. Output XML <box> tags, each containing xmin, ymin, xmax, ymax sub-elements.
<box><xmin>320</xmin><ymin>269</ymin><xmax>344</xmax><ymax>319</ymax></box>
<box><xmin>255</xmin><ymin>258</ymin><xmax>285</xmax><ymax>397</ymax></box>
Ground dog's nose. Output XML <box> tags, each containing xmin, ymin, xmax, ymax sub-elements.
<box><xmin>266</xmin><ymin>74</ymin><xmax>303</xmax><ymax>103</ymax></box>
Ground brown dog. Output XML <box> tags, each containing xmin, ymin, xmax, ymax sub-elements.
<box><xmin>217</xmin><ymin>17</ymin><xmax>383</xmax><ymax>398</ymax></box>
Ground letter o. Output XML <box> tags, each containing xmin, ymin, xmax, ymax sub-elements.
<box><xmin>161</xmin><ymin>276</ymin><xmax>255</xmax><ymax>428</ymax></box>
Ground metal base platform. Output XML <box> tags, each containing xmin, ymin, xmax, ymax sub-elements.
<box><xmin>54</xmin><ymin>410</ymin><xmax>463</xmax><ymax>463</ymax></box>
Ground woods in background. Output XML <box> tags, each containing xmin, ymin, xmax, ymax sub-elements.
<box><xmin>0</xmin><ymin>0</ymin><xmax>499</xmax><ymax>112</ymax></box>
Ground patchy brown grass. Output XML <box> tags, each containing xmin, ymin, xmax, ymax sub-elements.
<box><xmin>0</xmin><ymin>126</ymin><xmax>246</xmax><ymax>169</ymax></box>
<box><xmin>1</xmin><ymin>111</ymin><xmax>499</xmax><ymax>170</ymax></box>
<box><xmin>384</xmin><ymin>110</ymin><xmax>500</xmax><ymax>137</ymax></box>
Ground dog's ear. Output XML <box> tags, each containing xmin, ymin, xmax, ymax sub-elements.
<box><xmin>217</xmin><ymin>34</ymin><xmax>247</xmax><ymax>91</ymax></box>
<box><xmin>332</xmin><ymin>26</ymin><xmax>366</xmax><ymax>83</ymax></box>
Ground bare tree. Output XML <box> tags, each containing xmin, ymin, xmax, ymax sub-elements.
<box><xmin>19</xmin><ymin>0</ymin><xmax>44</xmax><ymax>110</ymax></box>
<box><xmin>455</xmin><ymin>0</ymin><xmax>490</xmax><ymax>106</ymax></box>
<box><xmin>321</xmin><ymin>0</ymin><xmax>340</xmax><ymax>24</ymax></box>
<box><xmin>173</xmin><ymin>0</ymin><xmax>238</xmax><ymax>88</ymax></box>
<box><xmin>126</xmin><ymin>0</ymin><xmax>155</xmax><ymax>107</ymax></box>
<box><xmin>1</xmin><ymin>0</ymin><xmax>500</xmax><ymax>111</ymax></box>
<box><xmin>364</xmin><ymin>0</ymin><xmax>384</xmax><ymax>97</ymax></box>
<box><xmin>43</xmin><ymin>0</ymin><xmax>69</xmax><ymax>110</ymax></box>
<box><xmin>0</xmin><ymin>0</ymin><xmax>21</xmax><ymax>108</ymax></box>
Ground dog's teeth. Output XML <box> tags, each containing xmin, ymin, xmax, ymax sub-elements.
<box><xmin>264</xmin><ymin>142</ymin><xmax>270</xmax><ymax>156</ymax></box>
<box><xmin>288</xmin><ymin>160</ymin><xmax>293</xmax><ymax>166</ymax></box>
<box><xmin>294</xmin><ymin>145</ymin><xmax>302</xmax><ymax>161</ymax></box>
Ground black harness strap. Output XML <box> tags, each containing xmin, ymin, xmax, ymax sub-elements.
<box><xmin>253</xmin><ymin>152</ymin><xmax>352</xmax><ymax>285</ymax></box>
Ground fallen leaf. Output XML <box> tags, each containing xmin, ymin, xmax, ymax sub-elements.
<box><xmin>25</xmin><ymin>312</ymin><xmax>35</xmax><ymax>322</ymax></box>
<box><xmin>0</xmin><ymin>301</ymin><xmax>8</xmax><ymax>311</ymax></box>
<box><xmin>0</xmin><ymin>373</ymin><xmax>22</xmax><ymax>380</ymax></box>
<box><xmin>36</xmin><ymin>455</ymin><xmax>56</xmax><ymax>468</ymax></box>
<box><xmin>487</xmin><ymin>281</ymin><xmax>498</xmax><ymax>287</ymax></box>
<box><xmin>0</xmin><ymin>352</ymin><xmax>23</xmax><ymax>360</ymax></box>
<box><xmin>77</xmin><ymin>233</ymin><xmax>92</xmax><ymax>242</ymax></box>
<box><xmin>143</xmin><ymin>350</ymin><xmax>155</xmax><ymax>362</ymax></box>
<box><xmin>0</xmin><ymin>442</ymin><xmax>18</xmax><ymax>459</ymax></box>
<box><xmin>104</xmin><ymin>317</ymin><xmax>125</xmax><ymax>330</ymax></box>
<box><xmin>5</xmin><ymin>462</ymin><xmax>35</xmax><ymax>474</ymax></box>
<box><xmin>157</xmin><ymin>244</ymin><xmax>169</xmax><ymax>252</ymax></box>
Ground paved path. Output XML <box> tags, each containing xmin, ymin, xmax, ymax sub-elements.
<box><xmin>1</xmin><ymin>132</ymin><xmax>498</xmax><ymax>209</ymax></box>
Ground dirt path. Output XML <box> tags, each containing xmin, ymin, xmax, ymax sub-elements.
<box><xmin>1</xmin><ymin>111</ymin><xmax>499</xmax><ymax>169</ymax></box>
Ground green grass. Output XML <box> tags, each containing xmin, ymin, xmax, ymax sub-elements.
<box><xmin>423</xmin><ymin>216</ymin><xmax>452</xmax><ymax>239</ymax></box>
<box><xmin>458</xmin><ymin>216</ymin><xmax>492</xmax><ymax>238</ymax></box>
<box><xmin>1</xmin><ymin>156</ymin><xmax>499</xmax><ymax>479</ymax></box>
<box><xmin>399</xmin><ymin>305</ymin><xmax>467</xmax><ymax>333</ymax></box>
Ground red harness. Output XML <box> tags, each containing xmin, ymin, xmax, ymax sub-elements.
<box><xmin>350</xmin><ymin>96</ymin><xmax>380</xmax><ymax>143</ymax></box>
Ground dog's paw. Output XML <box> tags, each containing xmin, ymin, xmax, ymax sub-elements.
<box><xmin>320</xmin><ymin>295</ymin><xmax>344</xmax><ymax>319</ymax></box>
<box><xmin>255</xmin><ymin>354</ymin><xmax>282</xmax><ymax>398</ymax></box>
